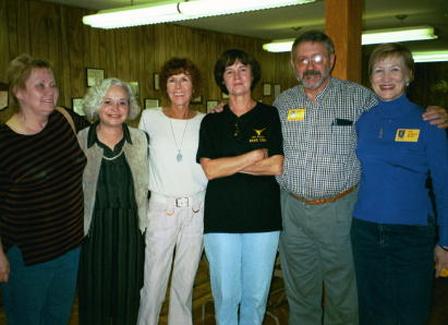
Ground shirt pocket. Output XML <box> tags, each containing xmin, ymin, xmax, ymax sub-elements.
<box><xmin>329</xmin><ymin>125</ymin><xmax>356</xmax><ymax>155</ymax></box>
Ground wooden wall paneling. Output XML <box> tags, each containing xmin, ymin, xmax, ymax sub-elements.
<box><xmin>0</xmin><ymin>0</ymin><xmax>10</xmax><ymax>78</ymax></box>
<box><xmin>134</xmin><ymin>27</ymin><xmax>148</xmax><ymax>114</ymax></box>
<box><xmin>276</xmin><ymin>52</ymin><xmax>296</xmax><ymax>95</ymax></box>
<box><xmin>135</xmin><ymin>27</ymin><xmax>146</xmax><ymax>104</ymax></box>
<box><xmin>258</xmin><ymin>49</ymin><xmax>274</xmax><ymax>104</ymax></box>
<box><xmin>114</xmin><ymin>28</ymin><xmax>131</xmax><ymax>82</ymax></box>
<box><xmin>59</xmin><ymin>5</ymin><xmax>74</xmax><ymax>107</ymax></box>
<box><xmin>201</xmin><ymin>30</ymin><xmax>220</xmax><ymax>103</ymax></box>
<box><xmin>97</xmin><ymin>29</ymin><xmax>110</xmax><ymax>77</ymax></box>
<box><xmin>168</xmin><ymin>24</ymin><xmax>182</xmax><ymax>58</ymax></box>
<box><xmin>101</xmin><ymin>29</ymin><xmax>117</xmax><ymax>82</ymax></box>
<box><xmin>28</xmin><ymin>1</ymin><xmax>52</xmax><ymax>59</ymax></box>
<box><xmin>167</xmin><ymin>24</ymin><xmax>180</xmax><ymax>58</ymax></box>
<box><xmin>64</xmin><ymin>6</ymin><xmax>86</xmax><ymax>99</ymax></box>
<box><xmin>0</xmin><ymin>0</ymin><xmax>10</xmax><ymax>122</ymax></box>
<box><xmin>86</xmin><ymin>25</ymin><xmax>101</xmax><ymax>69</ymax></box>
<box><xmin>127</xmin><ymin>26</ymin><xmax>142</xmax><ymax>99</ymax></box>
<box><xmin>45</xmin><ymin>4</ymin><xmax>62</xmax><ymax>67</ymax></box>
<box><xmin>191</xmin><ymin>28</ymin><xmax>210</xmax><ymax>112</ymax></box>
<box><xmin>5</xmin><ymin>0</ymin><xmax>30</xmax><ymax>62</ymax></box>
<box><xmin>152</xmin><ymin>24</ymin><xmax>164</xmax><ymax>72</ymax></box>
<box><xmin>142</xmin><ymin>26</ymin><xmax>156</xmax><ymax>100</ymax></box>
<box><xmin>152</xmin><ymin>24</ymin><xmax>169</xmax><ymax>107</ymax></box>
<box><xmin>15</xmin><ymin>0</ymin><xmax>31</xmax><ymax>56</ymax></box>
<box><xmin>45</xmin><ymin>4</ymin><xmax>65</xmax><ymax>105</ymax></box>
<box><xmin>179</xmin><ymin>25</ymin><xmax>195</xmax><ymax>58</ymax></box>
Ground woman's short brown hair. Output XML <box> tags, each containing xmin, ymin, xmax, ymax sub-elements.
<box><xmin>214</xmin><ymin>48</ymin><xmax>261</xmax><ymax>94</ymax></box>
<box><xmin>6</xmin><ymin>54</ymin><xmax>55</xmax><ymax>110</ymax></box>
<box><xmin>159</xmin><ymin>58</ymin><xmax>201</xmax><ymax>100</ymax></box>
<box><xmin>368</xmin><ymin>43</ymin><xmax>414</xmax><ymax>82</ymax></box>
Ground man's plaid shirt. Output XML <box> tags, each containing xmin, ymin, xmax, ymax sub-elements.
<box><xmin>274</xmin><ymin>77</ymin><xmax>378</xmax><ymax>199</ymax></box>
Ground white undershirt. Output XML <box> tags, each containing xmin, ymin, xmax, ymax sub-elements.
<box><xmin>139</xmin><ymin>108</ymin><xmax>207</xmax><ymax>196</ymax></box>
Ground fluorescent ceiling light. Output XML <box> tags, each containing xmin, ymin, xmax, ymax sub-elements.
<box><xmin>263</xmin><ymin>26</ymin><xmax>438</xmax><ymax>53</ymax></box>
<box><xmin>262</xmin><ymin>39</ymin><xmax>296</xmax><ymax>53</ymax></box>
<box><xmin>412</xmin><ymin>50</ymin><xmax>448</xmax><ymax>63</ymax></box>
<box><xmin>83</xmin><ymin>0</ymin><xmax>316</xmax><ymax>29</ymax></box>
<box><xmin>362</xmin><ymin>25</ymin><xmax>437</xmax><ymax>45</ymax></box>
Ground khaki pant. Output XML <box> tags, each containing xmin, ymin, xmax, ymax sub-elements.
<box><xmin>137</xmin><ymin>192</ymin><xmax>204</xmax><ymax>325</ymax></box>
<box><xmin>279</xmin><ymin>189</ymin><xmax>359</xmax><ymax>325</ymax></box>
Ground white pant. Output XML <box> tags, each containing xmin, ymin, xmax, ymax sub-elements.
<box><xmin>137</xmin><ymin>192</ymin><xmax>205</xmax><ymax>325</ymax></box>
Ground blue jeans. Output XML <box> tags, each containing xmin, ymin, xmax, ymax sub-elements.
<box><xmin>351</xmin><ymin>218</ymin><xmax>435</xmax><ymax>325</ymax></box>
<box><xmin>1</xmin><ymin>246</ymin><xmax>80</xmax><ymax>325</ymax></box>
<box><xmin>204</xmin><ymin>232</ymin><xmax>280</xmax><ymax>325</ymax></box>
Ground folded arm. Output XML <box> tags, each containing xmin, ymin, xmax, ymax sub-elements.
<box><xmin>200</xmin><ymin>148</ymin><xmax>267</xmax><ymax>180</ymax></box>
<box><xmin>240</xmin><ymin>154</ymin><xmax>284</xmax><ymax>176</ymax></box>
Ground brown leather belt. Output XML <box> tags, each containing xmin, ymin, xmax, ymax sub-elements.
<box><xmin>290</xmin><ymin>186</ymin><xmax>355</xmax><ymax>205</ymax></box>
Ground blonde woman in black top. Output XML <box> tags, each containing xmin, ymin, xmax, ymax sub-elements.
<box><xmin>0</xmin><ymin>54</ymin><xmax>87</xmax><ymax>324</ymax></box>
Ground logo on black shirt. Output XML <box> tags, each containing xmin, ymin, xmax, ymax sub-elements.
<box><xmin>249</xmin><ymin>128</ymin><xmax>267</xmax><ymax>143</ymax></box>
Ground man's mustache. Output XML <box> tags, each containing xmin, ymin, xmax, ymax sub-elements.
<box><xmin>303</xmin><ymin>70</ymin><xmax>321</xmax><ymax>77</ymax></box>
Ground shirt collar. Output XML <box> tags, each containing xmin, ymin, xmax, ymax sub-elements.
<box><xmin>376</xmin><ymin>94</ymin><xmax>411</xmax><ymax>117</ymax></box>
<box><xmin>87</xmin><ymin>122</ymin><xmax>133</xmax><ymax>148</ymax></box>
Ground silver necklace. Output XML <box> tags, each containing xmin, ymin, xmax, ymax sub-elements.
<box><xmin>102</xmin><ymin>147</ymin><xmax>124</xmax><ymax>161</ymax></box>
<box><xmin>169</xmin><ymin>118</ymin><xmax>189</xmax><ymax>162</ymax></box>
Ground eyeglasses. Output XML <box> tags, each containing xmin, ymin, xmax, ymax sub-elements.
<box><xmin>296</xmin><ymin>54</ymin><xmax>325</xmax><ymax>66</ymax></box>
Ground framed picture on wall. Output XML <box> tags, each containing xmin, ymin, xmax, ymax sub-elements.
<box><xmin>206</xmin><ymin>100</ymin><xmax>219</xmax><ymax>113</ymax></box>
<box><xmin>192</xmin><ymin>95</ymin><xmax>203</xmax><ymax>104</ymax></box>
<box><xmin>153</xmin><ymin>73</ymin><xmax>160</xmax><ymax>90</ymax></box>
<box><xmin>263</xmin><ymin>83</ymin><xmax>272</xmax><ymax>96</ymax></box>
<box><xmin>0</xmin><ymin>82</ymin><xmax>8</xmax><ymax>111</ymax></box>
<box><xmin>144</xmin><ymin>98</ymin><xmax>160</xmax><ymax>110</ymax></box>
<box><xmin>86</xmin><ymin>68</ymin><xmax>105</xmax><ymax>87</ymax></box>
<box><xmin>129</xmin><ymin>81</ymin><xmax>139</xmax><ymax>98</ymax></box>
<box><xmin>274</xmin><ymin>84</ymin><xmax>281</xmax><ymax>99</ymax></box>
<box><xmin>72</xmin><ymin>97</ymin><xmax>85</xmax><ymax>116</ymax></box>
<box><xmin>0</xmin><ymin>91</ymin><xmax>8</xmax><ymax>111</ymax></box>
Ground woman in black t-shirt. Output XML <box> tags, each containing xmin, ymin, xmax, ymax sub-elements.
<box><xmin>197</xmin><ymin>49</ymin><xmax>284</xmax><ymax>325</ymax></box>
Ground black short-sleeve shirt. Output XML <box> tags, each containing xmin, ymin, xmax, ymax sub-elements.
<box><xmin>197</xmin><ymin>102</ymin><xmax>283</xmax><ymax>233</ymax></box>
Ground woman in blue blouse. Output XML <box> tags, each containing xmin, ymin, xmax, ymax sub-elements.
<box><xmin>351</xmin><ymin>43</ymin><xmax>448</xmax><ymax>325</ymax></box>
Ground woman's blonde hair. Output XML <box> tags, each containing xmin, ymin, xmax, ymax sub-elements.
<box><xmin>368</xmin><ymin>43</ymin><xmax>415</xmax><ymax>83</ymax></box>
<box><xmin>6</xmin><ymin>54</ymin><xmax>55</xmax><ymax>110</ymax></box>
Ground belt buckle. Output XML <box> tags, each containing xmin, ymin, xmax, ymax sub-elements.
<box><xmin>175</xmin><ymin>197</ymin><xmax>189</xmax><ymax>208</ymax></box>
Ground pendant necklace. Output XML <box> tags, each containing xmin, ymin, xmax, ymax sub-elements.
<box><xmin>169</xmin><ymin>117</ymin><xmax>189</xmax><ymax>162</ymax></box>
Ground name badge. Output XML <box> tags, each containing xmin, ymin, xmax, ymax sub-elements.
<box><xmin>287</xmin><ymin>108</ymin><xmax>305</xmax><ymax>121</ymax></box>
<box><xmin>395</xmin><ymin>128</ymin><xmax>420</xmax><ymax>142</ymax></box>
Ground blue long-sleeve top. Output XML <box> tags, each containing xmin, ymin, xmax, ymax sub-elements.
<box><xmin>353</xmin><ymin>94</ymin><xmax>448</xmax><ymax>246</ymax></box>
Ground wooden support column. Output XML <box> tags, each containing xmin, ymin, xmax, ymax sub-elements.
<box><xmin>325</xmin><ymin>0</ymin><xmax>363</xmax><ymax>83</ymax></box>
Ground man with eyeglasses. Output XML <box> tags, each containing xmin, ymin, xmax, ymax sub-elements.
<box><xmin>274</xmin><ymin>30</ymin><xmax>447</xmax><ymax>325</ymax></box>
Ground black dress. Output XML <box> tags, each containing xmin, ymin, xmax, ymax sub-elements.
<box><xmin>79</xmin><ymin>135</ymin><xmax>145</xmax><ymax>325</ymax></box>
